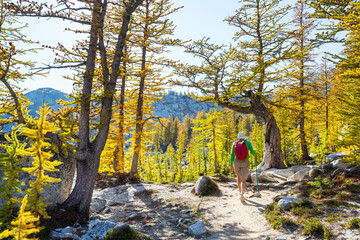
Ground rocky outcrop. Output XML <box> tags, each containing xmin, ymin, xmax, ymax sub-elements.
<box><xmin>251</xmin><ymin>153</ymin><xmax>354</xmax><ymax>183</ymax></box>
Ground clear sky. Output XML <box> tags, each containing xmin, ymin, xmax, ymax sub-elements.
<box><xmin>20</xmin><ymin>0</ymin><xmax>239</xmax><ymax>94</ymax></box>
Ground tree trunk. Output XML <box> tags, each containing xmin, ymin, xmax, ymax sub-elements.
<box><xmin>130</xmin><ymin>1</ymin><xmax>149</xmax><ymax>177</ymax></box>
<box><xmin>246</xmin><ymin>91</ymin><xmax>285</xmax><ymax>171</ymax></box>
<box><xmin>60</xmin><ymin>0</ymin><xmax>144</xmax><ymax>223</ymax></box>
<box><xmin>257</xmin><ymin>115</ymin><xmax>285</xmax><ymax>171</ymax></box>
<box><xmin>212</xmin><ymin>122</ymin><xmax>218</xmax><ymax>173</ymax></box>
<box><xmin>61</xmin><ymin>150</ymin><xmax>100</xmax><ymax>223</ymax></box>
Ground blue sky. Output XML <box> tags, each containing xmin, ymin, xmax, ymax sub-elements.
<box><xmin>20</xmin><ymin>0</ymin><xmax>342</xmax><ymax>94</ymax></box>
<box><xmin>21</xmin><ymin>0</ymin><xmax>239</xmax><ymax>93</ymax></box>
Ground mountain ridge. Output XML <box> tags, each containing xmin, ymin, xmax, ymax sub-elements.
<box><xmin>24</xmin><ymin>88</ymin><xmax>215</xmax><ymax>121</ymax></box>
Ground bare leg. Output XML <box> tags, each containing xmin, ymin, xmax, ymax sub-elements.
<box><xmin>236</xmin><ymin>176</ymin><xmax>242</xmax><ymax>193</ymax></box>
<box><xmin>241</xmin><ymin>179</ymin><xmax>246</xmax><ymax>195</ymax></box>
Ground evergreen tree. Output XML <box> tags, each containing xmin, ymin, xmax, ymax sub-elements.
<box><xmin>0</xmin><ymin>125</ymin><xmax>26</xmax><ymax>226</ymax></box>
<box><xmin>22</xmin><ymin>106</ymin><xmax>62</xmax><ymax>219</ymax></box>
<box><xmin>0</xmin><ymin>195</ymin><xmax>40</xmax><ymax>240</ymax></box>
<box><xmin>290</xmin><ymin>0</ymin><xmax>317</xmax><ymax>162</ymax></box>
<box><xmin>129</xmin><ymin>0</ymin><xmax>180</xmax><ymax>177</ymax></box>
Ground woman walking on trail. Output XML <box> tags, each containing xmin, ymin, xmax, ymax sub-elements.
<box><xmin>230</xmin><ymin>131</ymin><xmax>256</xmax><ymax>202</ymax></box>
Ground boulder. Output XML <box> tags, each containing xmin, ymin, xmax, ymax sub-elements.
<box><xmin>263</xmin><ymin>168</ymin><xmax>295</xmax><ymax>178</ymax></box>
<box><xmin>81</xmin><ymin>220</ymin><xmax>128</xmax><ymax>240</ymax></box>
<box><xmin>90</xmin><ymin>197</ymin><xmax>107</xmax><ymax>213</ymax></box>
<box><xmin>309</xmin><ymin>168</ymin><xmax>323</xmax><ymax>178</ymax></box>
<box><xmin>251</xmin><ymin>172</ymin><xmax>278</xmax><ymax>183</ymax></box>
<box><xmin>5</xmin><ymin>154</ymin><xmax>76</xmax><ymax>206</ymax></box>
<box><xmin>92</xmin><ymin>184</ymin><xmax>167</xmax><ymax>205</ymax></box>
<box><xmin>331</xmin><ymin>159</ymin><xmax>347</xmax><ymax>170</ymax></box>
<box><xmin>287</xmin><ymin>168</ymin><xmax>309</xmax><ymax>182</ymax></box>
<box><xmin>325</xmin><ymin>152</ymin><xmax>348</xmax><ymax>162</ymax></box>
<box><xmin>289</xmin><ymin>165</ymin><xmax>312</xmax><ymax>173</ymax></box>
<box><xmin>104</xmin><ymin>223</ymin><xmax>144</xmax><ymax>239</ymax></box>
<box><xmin>278</xmin><ymin>197</ymin><xmax>302</xmax><ymax>211</ymax></box>
<box><xmin>188</xmin><ymin>221</ymin><xmax>207</xmax><ymax>236</ymax></box>
<box><xmin>194</xmin><ymin>176</ymin><xmax>219</xmax><ymax>196</ymax></box>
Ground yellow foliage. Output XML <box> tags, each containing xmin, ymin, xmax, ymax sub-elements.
<box><xmin>21</xmin><ymin>106</ymin><xmax>62</xmax><ymax>219</ymax></box>
<box><xmin>0</xmin><ymin>195</ymin><xmax>40</xmax><ymax>240</ymax></box>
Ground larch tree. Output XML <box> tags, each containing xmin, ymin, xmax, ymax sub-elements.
<box><xmin>173</xmin><ymin>0</ymin><xmax>294</xmax><ymax>171</ymax></box>
<box><xmin>224</xmin><ymin>0</ymin><xmax>294</xmax><ymax>170</ymax></box>
<box><xmin>128</xmin><ymin>0</ymin><xmax>180</xmax><ymax>177</ymax></box>
<box><xmin>308</xmin><ymin>0</ymin><xmax>359</xmax><ymax>161</ymax></box>
<box><xmin>5</xmin><ymin>0</ymin><xmax>144</xmax><ymax>222</ymax></box>
<box><xmin>290</xmin><ymin>0</ymin><xmax>317</xmax><ymax>162</ymax></box>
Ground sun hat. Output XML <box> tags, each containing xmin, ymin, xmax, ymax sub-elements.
<box><xmin>237</xmin><ymin>131</ymin><xmax>247</xmax><ymax>139</ymax></box>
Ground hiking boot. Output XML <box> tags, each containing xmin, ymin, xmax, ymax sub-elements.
<box><xmin>240</xmin><ymin>195</ymin><xmax>245</xmax><ymax>202</ymax></box>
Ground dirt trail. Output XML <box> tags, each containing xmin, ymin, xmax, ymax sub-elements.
<box><xmin>155</xmin><ymin>181</ymin><xmax>288</xmax><ymax>240</ymax></box>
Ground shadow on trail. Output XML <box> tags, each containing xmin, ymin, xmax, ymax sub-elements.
<box><xmin>210</xmin><ymin>223</ymin><xmax>271</xmax><ymax>240</ymax></box>
<box><xmin>242</xmin><ymin>198</ymin><xmax>266</xmax><ymax>208</ymax></box>
<box><xmin>131</xmin><ymin>183</ymin><xmax>201</xmax><ymax>239</ymax></box>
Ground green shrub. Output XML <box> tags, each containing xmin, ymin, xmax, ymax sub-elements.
<box><xmin>342</xmin><ymin>178</ymin><xmax>360</xmax><ymax>193</ymax></box>
<box><xmin>310</xmin><ymin>177</ymin><xmax>334</xmax><ymax>189</ymax></box>
<box><xmin>265</xmin><ymin>201</ymin><xmax>296</xmax><ymax>229</ymax></box>
<box><xmin>346</xmin><ymin>218</ymin><xmax>360</xmax><ymax>229</ymax></box>
<box><xmin>303</xmin><ymin>217</ymin><xmax>331</xmax><ymax>239</ymax></box>
<box><xmin>325</xmin><ymin>213</ymin><xmax>340</xmax><ymax>224</ymax></box>
<box><xmin>324</xmin><ymin>199</ymin><xmax>341</xmax><ymax>207</ymax></box>
<box><xmin>310</xmin><ymin>188</ymin><xmax>336</xmax><ymax>199</ymax></box>
<box><xmin>104</xmin><ymin>224</ymin><xmax>151</xmax><ymax>240</ymax></box>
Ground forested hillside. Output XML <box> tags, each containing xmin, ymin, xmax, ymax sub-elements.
<box><xmin>0</xmin><ymin>0</ymin><xmax>359</xmax><ymax>239</ymax></box>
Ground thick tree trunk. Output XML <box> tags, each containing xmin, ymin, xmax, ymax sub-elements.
<box><xmin>257</xmin><ymin>115</ymin><xmax>285</xmax><ymax>171</ymax></box>
<box><xmin>60</xmin><ymin>0</ymin><xmax>144</xmax><ymax>223</ymax></box>
<box><xmin>61</xmin><ymin>150</ymin><xmax>100</xmax><ymax>223</ymax></box>
<box><xmin>246</xmin><ymin>91</ymin><xmax>285</xmax><ymax>171</ymax></box>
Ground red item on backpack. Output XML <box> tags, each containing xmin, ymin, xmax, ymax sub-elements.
<box><xmin>234</xmin><ymin>140</ymin><xmax>248</xmax><ymax>160</ymax></box>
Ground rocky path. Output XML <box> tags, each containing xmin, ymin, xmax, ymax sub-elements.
<box><xmin>149</xmin><ymin>181</ymin><xmax>287</xmax><ymax>240</ymax></box>
<box><xmin>90</xmin><ymin>180</ymin><xmax>289</xmax><ymax>240</ymax></box>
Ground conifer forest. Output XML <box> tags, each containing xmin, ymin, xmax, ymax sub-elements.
<box><xmin>0</xmin><ymin>0</ymin><xmax>360</xmax><ymax>239</ymax></box>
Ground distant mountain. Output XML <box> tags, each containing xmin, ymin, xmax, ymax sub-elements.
<box><xmin>24</xmin><ymin>88</ymin><xmax>214</xmax><ymax>120</ymax></box>
<box><xmin>152</xmin><ymin>92</ymin><xmax>215</xmax><ymax>120</ymax></box>
<box><xmin>24</xmin><ymin>88</ymin><xmax>70</xmax><ymax>117</ymax></box>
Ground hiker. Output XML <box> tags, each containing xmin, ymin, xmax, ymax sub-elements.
<box><xmin>230</xmin><ymin>131</ymin><xmax>256</xmax><ymax>202</ymax></box>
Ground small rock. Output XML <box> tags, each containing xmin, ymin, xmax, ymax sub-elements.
<box><xmin>258</xmin><ymin>207</ymin><xmax>265</xmax><ymax>212</ymax></box>
<box><xmin>350</xmin><ymin>208</ymin><xmax>358</xmax><ymax>215</ymax></box>
<box><xmin>188</xmin><ymin>221</ymin><xmax>207</xmax><ymax>236</ymax></box>
<box><xmin>222</xmin><ymin>223</ymin><xmax>232</xmax><ymax>228</ymax></box>
<box><xmin>278</xmin><ymin>197</ymin><xmax>302</xmax><ymax>211</ymax></box>
<box><xmin>129</xmin><ymin>213</ymin><xmax>138</xmax><ymax>219</ymax></box>
<box><xmin>275</xmin><ymin>235</ymin><xmax>295</xmax><ymax>240</ymax></box>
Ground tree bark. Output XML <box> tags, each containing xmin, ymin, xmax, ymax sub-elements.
<box><xmin>257</xmin><ymin>115</ymin><xmax>285</xmax><ymax>171</ymax></box>
<box><xmin>61</xmin><ymin>0</ymin><xmax>144</xmax><ymax>223</ymax></box>
<box><xmin>130</xmin><ymin>0</ymin><xmax>149</xmax><ymax>177</ymax></box>
<box><xmin>248</xmin><ymin>91</ymin><xmax>285</xmax><ymax>170</ymax></box>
